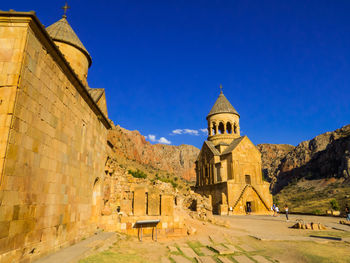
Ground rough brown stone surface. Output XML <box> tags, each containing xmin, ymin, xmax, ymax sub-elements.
<box><xmin>107</xmin><ymin>125</ymin><xmax>199</xmax><ymax>182</ymax></box>
<box><xmin>258</xmin><ymin>124</ymin><xmax>350</xmax><ymax>193</ymax></box>
<box><xmin>256</xmin><ymin>144</ymin><xmax>295</xmax><ymax>183</ymax></box>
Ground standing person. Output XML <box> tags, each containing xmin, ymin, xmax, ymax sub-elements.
<box><xmin>272</xmin><ymin>203</ymin><xmax>276</xmax><ymax>216</ymax></box>
<box><xmin>346</xmin><ymin>205</ymin><xmax>350</xmax><ymax>221</ymax></box>
<box><xmin>284</xmin><ymin>204</ymin><xmax>289</xmax><ymax>221</ymax></box>
<box><xmin>275</xmin><ymin>206</ymin><xmax>279</xmax><ymax>216</ymax></box>
<box><xmin>247</xmin><ymin>203</ymin><xmax>251</xmax><ymax>215</ymax></box>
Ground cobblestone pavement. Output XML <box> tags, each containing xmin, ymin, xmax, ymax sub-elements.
<box><xmin>34</xmin><ymin>232</ymin><xmax>117</xmax><ymax>263</ymax></box>
<box><xmin>166</xmin><ymin>236</ymin><xmax>277</xmax><ymax>263</ymax></box>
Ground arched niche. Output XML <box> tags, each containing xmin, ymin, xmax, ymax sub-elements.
<box><xmin>226</xmin><ymin>122</ymin><xmax>232</xmax><ymax>134</ymax></box>
<box><xmin>218</xmin><ymin>122</ymin><xmax>225</xmax><ymax>134</ymax></box>
<box><xmin>212</xmin><ymin>122</ymin><xmax>217</xmax><ymax>135</ymax></box>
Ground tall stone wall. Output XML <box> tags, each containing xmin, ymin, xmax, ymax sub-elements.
<box><xmin>0</xmin><ymin>16</ymin><xmax>108</xmax><ymax>262</ymax></box>
<box><xmin>0</xmin><ymin>19</ymin><xmax>28</xmax><ymax>178</ymax></box>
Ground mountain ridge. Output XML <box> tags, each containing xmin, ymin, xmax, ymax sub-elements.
<box><xmin>107</xmin><ymin>124</ymin><xmax>200</xmax><ymax>182</ymax></box>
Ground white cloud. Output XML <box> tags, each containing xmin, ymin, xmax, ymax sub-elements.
<box><xmin>170</xmin><ymin>128</ymin><xmax>208</xmax><ymax>136</ymax></box>
<box><xmin>145</xmin><ymin>134</ymin><xmax>171</xmax><ymax>145</ymax></box>
<box><xmin>158</xmin><ymin>137</ymin><xmax>171</xmax><ymax>144</ymax></box>
<box><xmin>184</xmin><ymin>129</ymin><xmax>199</xmax><ymax>135</ymax></box>
<box><xmin>200</xmin><ymin>128</ymin><xmax>208</xmax><ymax>134</ymax></box>
<box><xmin>172</xmin><ymin>129</ymin><xmax>183</xmax><ymax>135</ymax></box>
<box><xmin>146</xmin><ymin>134</ymin><xmax>157</xmax><ymax>142</ymax></box>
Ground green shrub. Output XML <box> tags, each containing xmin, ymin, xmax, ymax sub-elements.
<box><xmin>128</xmin><ymin>169</ymin><xmax>147</xmax><ymax>179</ymax></box>
<box><xmin>312</xmin><ymin>209</ymin><xmax>322</xmax><ymax>215</ymax></box>
<box><xmin>330</xmin><ymin>199</ymin><xmax>340</xmax><ymax>211</ymax></box>
<box><xmin>158</xmin><ymin>177</ymin><xmax>178</xmax><ymax>188</ymax></box>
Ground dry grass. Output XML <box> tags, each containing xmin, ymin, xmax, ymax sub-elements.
<box><xmin>275</xmin><ymin>179</ymin><xmax>350</xmax><ymax>215</ymax></box>
<box><xmin>237</xmin><ymin>235</ymin><xmax>350</xmax><ymax>263</ymax></box>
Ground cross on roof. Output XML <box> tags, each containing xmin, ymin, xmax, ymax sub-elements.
<box><xmin>219</xmin><ymin>84</ymin><xmax>223</xmax><ymax>94</ymax></box>
<box><xmin>62</xmin><ymin>2</ymin><xmax>70</xmax><ymax>18</ymax></box>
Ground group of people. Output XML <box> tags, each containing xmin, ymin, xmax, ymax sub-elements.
<box><xmin>244</xmin><ymin>203</ymin><xmax>350</xmax><ymax>221</ymax></box>
<box><xmin>271</xmin><ymin>204</ymin><xmax>289</xmax><ymax>221</ymax></box>
<box><xmin>271</xmin><ymin>204</ymin><xmax>350</xmax><ymax>222</ymax></box>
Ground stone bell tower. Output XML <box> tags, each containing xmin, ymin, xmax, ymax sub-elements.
<box><xmin>207</xmin><ymin>85</ymin><xmax>240</xmax><ymax>147</ymax></box>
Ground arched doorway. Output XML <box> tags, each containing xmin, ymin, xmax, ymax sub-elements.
<box><xmin>91</xmin><ymin>177</ymin><xmax>102</xmax><ymax>222</ymax></box>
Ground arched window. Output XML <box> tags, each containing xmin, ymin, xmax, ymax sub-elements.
<box><xmin>245</xmin><ymin>175</ymin><xmax>251</xmax><ymax>184</ymax></box>
<box><xmin>234</xmin><ymin>123</ymin><xmax>237</xmax><ymax>134</ymax></box>
<box><xmin>212</xmin><ymin>123</ymin><xmax>217</xmax><ymax>135</ymax></box>
<box><xmin>218</xmin><ymin>122</ymin><xmax>225</xmax><ymax>134</ymax></box>
<box><xmin>226</xmin><ymin>122</ymin><xmax>232</xmax><ymax>134</ymax></box>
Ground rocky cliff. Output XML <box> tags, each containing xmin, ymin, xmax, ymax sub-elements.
<box><xmin>258</xmin><ymin>124</ymin><xmax>350</xmax><ymax>194</ymax></box>
<box><xmin>107</xmin><ymin>124</ymin><xmax>199</xmax><ymax>182</ymax></box>
<box><xmin>257</xmin><ymin>143</ymin><xmax>295</xmax><ymax>183</ymax></box>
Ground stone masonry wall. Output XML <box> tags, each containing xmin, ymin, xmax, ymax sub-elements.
<box><xmin>0</xmin><ymin>18</ymin><xmax>28</xmax><ymax>178</ymax></box>
<box><xmin>0</xmin><ymin>18</ymin><xmax>107</xmax><ymax>262</ymax></box>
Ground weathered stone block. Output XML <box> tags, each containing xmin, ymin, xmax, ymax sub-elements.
<box><xmin>120</xmin><ymin>199</ymin><xmax>132</xmax><ymax>215</ymax></box>
<box><xmin>0</xmin><ymin>221</ymin><xmax>10</xmax><ymax>238</ymax></box>
<box><xmin>148</xmin><ymin>191</ymin><xmax>160</xmax><ymax>216</ymax></box>
<box><xmin>161</xmin><ymin>194</ymin><xmax>174</xmax><ymax>216</ymax></box>
<box><xmin>219</xmin><ymin>204</ymin><xmax>228</xmax><ymax>215</ymax></box>
<box><xmin>133</xmin><ymin>187</ymin><xmax>146</xmax><ymax>216</ymax></box>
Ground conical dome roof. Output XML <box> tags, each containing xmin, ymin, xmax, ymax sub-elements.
<box><xmin>46</xmin><ymin>17</ymin><xmax>92</xmax><ymax>67</ymax></box>
<box><xmin>207</xmin><ymin>90</ymin><xmax>239</xmax><ymax>119</ymax></box>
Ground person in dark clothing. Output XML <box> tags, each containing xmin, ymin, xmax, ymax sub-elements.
<box><xmin>246</xmin><ymin>203</ymin><xmax>252</xmax><ymax>215</ymax></box>
<box><xmin>284</xmin><ymin>204</ymin><xmax>289</xmax><ymax>221</ymax></box>
<box><xmin>346</xmin><ymin>205</ymin><xmax>350</xmax><ymax>221</ymax></box>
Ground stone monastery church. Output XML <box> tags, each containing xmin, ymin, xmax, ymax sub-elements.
<box><xmin>195</xmin><ymin>88</ymin><xmax>272</xmax><ymax>215</ymax></box>
<box><xmin>0</xmin><ymin>10</ymin><xmax>112</xmax><ymax>262</ymax></box>
<box><xmin>0</xmin><ymin>10</ymin><xmax>184</xmax><ymax>262</ymax></box>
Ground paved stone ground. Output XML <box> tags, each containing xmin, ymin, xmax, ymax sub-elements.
<box><xmin>33</xmin><ymin>214</ymin><xmax>350</xmax><ymax>263</ymax></box>
<box><xmin>161</xmin><ymin>257</ymin><xmax>172</xmax><ymax>263</ymax></box>
<box><xmin>233</xmin><ymin>255</ymin><xmax>255</xmax><ymax>263</ymax></box>
<box><xmin>218</xmin><ymin>214</ymin><xmax>350</xmax><ymax>241</ymax></box>
<box><xmin>252</xmin><ymin>255</ymin><xmax>273</xmax><ymax>263</ymax></box>
<box><xmin>171</xmin><ymin>255</ymin><xmax>192</xmax><ymax>263</ymax></box>
<box><xmin>165</xmin><ymin>240</ymin><xmax>274</xmax><ymax>263</ymax></box>
<box><xmin>34</xmin><ymin>232</ymin><xmax>116</xmax><ymax>263</ymax></box>
<box><xmin>200</xmin><ymin>246</ymin><xmax>215</xmax><ymax>256</ymax></box>
<box><xmin>179</xmin><ymin>247</ymin><xmax>198</xmax><ymax>258</ymax></box>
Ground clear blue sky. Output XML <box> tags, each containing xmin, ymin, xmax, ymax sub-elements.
<box><xmin>4</xmin><ymin>0</ymin><xmax>350</xmax><ymax>148</ymax></box>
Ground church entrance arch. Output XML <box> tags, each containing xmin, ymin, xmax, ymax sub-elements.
<box><xmin>92</xmin><ymin>177</ymin><xmax>102</xmax><ymax>221</ymax></box>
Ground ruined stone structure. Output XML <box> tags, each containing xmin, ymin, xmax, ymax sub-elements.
<box><xmin>99</xmin><ymin>155</ymin><xmax>186</xmax><ymax>238</ymax></box>
<box><xmin>100</xmin><ymin>184</ymin><xmax>185</xmax><ymax>237</ymax></box>
<box><xmin>195</xmin><ymin>88</ymin><xmax>272</xmax><ymax>215</ymax></box>
<box><xmin>0</xmin><ymin>11</ymin><xmax>111</xmax><ymax>262</ymax></box>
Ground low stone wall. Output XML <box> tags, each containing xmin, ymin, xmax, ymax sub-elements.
<box><xmin>99</xmin><ymin>214</ymin><xmax>186</xmax><ymax>238</ymax></box>
<box><xmin>98</xmin><ymin>186</ymin><xmax>186</xmax><ymax>238</ymax></box>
